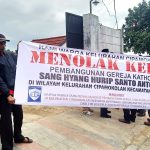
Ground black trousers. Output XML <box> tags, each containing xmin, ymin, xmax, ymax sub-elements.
<box><xmin>0</xmin><ymin>96</ymin><xmax>13</xmax><ymax>150</ymax></box>
<box><xmin>0</xmin><ymin>97</ymin><xmax>23</xmax><ymax>149</ymax></box>
<box><xmin>100</xmin><ymin>108</ymin><xmax>108</xmax><ymax>116</ymax></box>
<box><xmin>148</xmin><ymin>110</ymin><xmax>150</xmax><ymax>117</ymax></box>
<box><xmin>123</xmin><ymin>109</ymin><xmax>137</xmax><ymax>122</ymax></box>
<box><xmin>12</xmin><ymin>104</ymin><xmax>23</xmax><ymax>140</ymax></box>
<box><xmin>137</xmin><ymin>109</ymin><xmax>146</xmax><ymax>114</ymax></box>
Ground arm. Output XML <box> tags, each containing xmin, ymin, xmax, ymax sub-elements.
<box><xmin>0</xmin><ymin>76</ymin><xmax>9</xmax><ymax>96</ymax></box>
<box><xmin>0</xmin><ymin>76</ymin><xmax>15</xmax><ymax>104</ymax></box>
<box><xmin>12</xmin><ymin>51</ymin><xmax>17</xmax><ymax>63</ymax></box>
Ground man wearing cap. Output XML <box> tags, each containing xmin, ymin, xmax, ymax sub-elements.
<box><xmin>0</xmin><ymin>34</ymin><xmax>32</xmax><ymax>150</ymax></box>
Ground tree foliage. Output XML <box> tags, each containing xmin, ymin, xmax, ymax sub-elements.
<box><xmin>123</xmin><ymin>0</ymin><xmax>150</xmax><ymax>54</ymax></box>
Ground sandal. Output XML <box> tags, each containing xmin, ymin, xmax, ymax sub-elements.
<box><xmin>15</xmin><ymin>136</ymin><xmax>33</xmax><ymax>144</ymax></box>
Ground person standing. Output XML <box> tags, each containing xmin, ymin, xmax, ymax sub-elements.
<box><xmin>119</xmin><ymin>109</ymin><xmax>137</xmax><ymax>124</ymax></box>
<box><xmin>0</xmin><ymin>34</ymin><xmax>32</xmax><ymax>150</ymax></box>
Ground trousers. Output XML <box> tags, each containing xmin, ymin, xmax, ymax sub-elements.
<box><xmin>100</xmin><ymin>108</ymin><xmax>108</xmax><ymax>116</ymax></box>
<box><xmin>148</xmin><ymin>110</ymin><xmax>150</xmax><ymax>117</ymax></box>
<box><xmin>0</xmin><ymin>96</ymin><xmax>23</xmax><ymax>150</ymax></box>
<box><xmin>123</xmin><ymin>109</ymin><xmax>137</xmax><ymax>122</ymax></box>
<box><xmin>0</xmin><ymin>96</ymin><xmax>13</xmax><ymax>150</ymax></box>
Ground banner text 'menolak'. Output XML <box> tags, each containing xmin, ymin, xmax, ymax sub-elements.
<box><xmin>30</xmin><ymin>51</ymin><xmax>150</xmax><ymax>74</ymax></box>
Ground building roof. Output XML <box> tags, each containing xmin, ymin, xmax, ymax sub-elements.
<box><xmin>32</xmin><ymin>36</ymin><xmax>66</xmax><ymax>46</ymax></box>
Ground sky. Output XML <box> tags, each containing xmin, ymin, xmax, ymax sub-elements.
<box><xmin>0</xmin><ymin>0</ymin><xmax>147</xmax><ymax>51</ymax></box>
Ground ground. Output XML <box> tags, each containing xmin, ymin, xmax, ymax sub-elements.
<box><xmin>1</xmin><ymin>106</ymin><xmax>150</xmax><ymax>150</ymax></box>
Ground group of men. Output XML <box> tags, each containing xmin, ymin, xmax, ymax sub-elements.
<box><xmin>0</xmin><ymin>34</ymin><xmax>32</xmax><ymax>150</ymax></box>
<box><xmin>82</xmin><ymin>49</ymin><xmax>150</xmax><ymax>126</ymax></box>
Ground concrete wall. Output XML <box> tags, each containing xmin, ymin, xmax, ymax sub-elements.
<box><xmin>83</xmin><ymin>14</ymin><xmax>123</xmax><ymax>53</ymax></box>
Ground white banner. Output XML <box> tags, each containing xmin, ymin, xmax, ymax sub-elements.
<box><xmin>14</xmin><ymin>41</ymin><xmax>150</xmax><ymax>109</ymax></box>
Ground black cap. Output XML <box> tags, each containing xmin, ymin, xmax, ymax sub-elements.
<box><xmin>0</xmin><ymin>34</ymin><xmax>10</xmax><ymax>42</ymax></box>
<box><xmin>102</xmin><ymin>48</ymin><xmax>109</xmax><ymax>53</ymax></box>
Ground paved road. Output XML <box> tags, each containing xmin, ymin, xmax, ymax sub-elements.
<box><xmin>1</xmin><ymin>107</ymin><xmax>150</xmax><ymax>150</ymax></box>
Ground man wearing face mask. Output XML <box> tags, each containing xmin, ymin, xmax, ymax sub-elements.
<box><xmin>0</xmin><ymin>34</ymin><xmax>32</xmax><ymax>150</ymax></box>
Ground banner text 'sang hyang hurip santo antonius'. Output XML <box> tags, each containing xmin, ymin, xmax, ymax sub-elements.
<box><xmin>14</xmin><ymin>41</ymin><xmax>150</xmax><ymax>109</ymax></box>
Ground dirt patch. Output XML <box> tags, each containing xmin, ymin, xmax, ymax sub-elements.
<box><xmin>23</xmin><ymin>105</ymin><xmax>81</xmax><ymax>117</ymax></box>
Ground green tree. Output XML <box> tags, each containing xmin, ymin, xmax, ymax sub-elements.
<box><xmin>123</xmin><ymin>0</ymin><xmax>150</xmax><ymax>54</ymax></box>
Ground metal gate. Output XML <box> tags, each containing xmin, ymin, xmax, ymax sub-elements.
<box><xmin>66</xmin><ymin>12</ymin><xmax>83</xmax><ymax>49</ymax></box>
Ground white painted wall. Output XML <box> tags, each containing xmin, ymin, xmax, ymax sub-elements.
<box><xmin>83</xmin><ymin>14</ymin><xmax>123</xmax><ymax>53</ymax></box>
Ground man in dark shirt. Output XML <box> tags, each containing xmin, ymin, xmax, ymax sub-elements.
<box><xmin>0</xmin><ymin>34</ymin><xmax>32</xmax><ymax>150</ymax></box>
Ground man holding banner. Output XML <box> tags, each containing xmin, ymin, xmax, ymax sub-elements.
<box><xmin>0</xmin><ymin>34</ymin><xmax>32</xmax><ymax>150</ymax></box>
